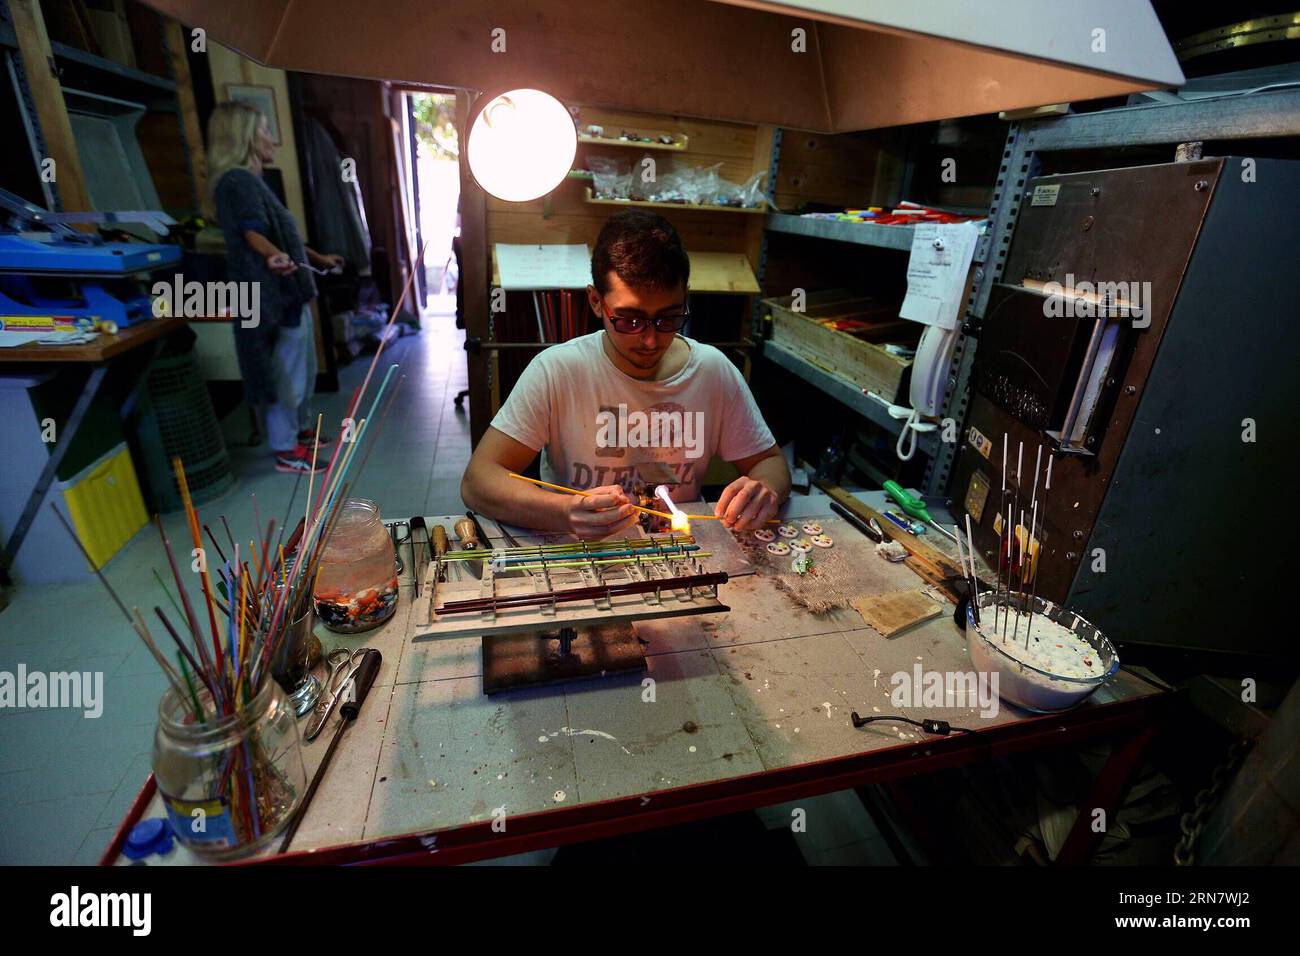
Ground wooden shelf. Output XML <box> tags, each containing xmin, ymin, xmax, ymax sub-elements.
<box><xmin>490</xmin><ymin>248</ymin><xmax>757</xmax><ymax>294</ymax></box>
<box><xmin>578</xmin><ymin>133</ymin><xmax>687</xmax><ymax>152</ymax></box>
<box><xmin>688</xmin><ymin>252</ymin><xmax>760</xmax><ymax>294</ymax></box>
<box><xmin>50</xmin><ymin>41</ymin><xmax>178</xmax><ymax>94</ymax></box>
<box><xmin>585</xmin><ymin>188</ymin><xmax>765</xmax><ymax>215</ymax></box>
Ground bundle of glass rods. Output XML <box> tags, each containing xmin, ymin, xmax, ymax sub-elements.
<box><xmin>135</xmin><ymin>362</ymin><xmax>403</xmax><ymax>723</ymax></box>
<box><xmin>71</xmin><ymin>237</ymin><xmax>427</xmax><ymax>717</ymax></box>
<box><xmin>51</xmin><ymin>362</ymin><xmax>402</xmax><ymax>844</ymax></box>
<box><xmin>436</xmin><ymin>570</ymin><xmax>729</xmax><ymax>615</ymax></box>
<box><xmin>51</xmin><ymin>243</ymin><xmax>427</xmax><ymax>844</ymax></box>
<box><xmin>441</xmin><ymin>533</ymin><xmax>698</xmax><ymax>565</ymax></box>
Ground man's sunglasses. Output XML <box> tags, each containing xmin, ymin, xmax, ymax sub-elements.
<box><xmin>600</xmin><ymin>297</ymin><xmax>690</xmax><ymax>335</ymax></box>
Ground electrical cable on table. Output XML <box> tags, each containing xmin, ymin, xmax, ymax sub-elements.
<box><xmin>851</xmin><ymin>712</ymin><xmax>982</xmax><ymax>736</ymax></box>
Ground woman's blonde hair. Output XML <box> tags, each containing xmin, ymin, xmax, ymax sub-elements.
<box><xmin>206</xmin><ymin>101</ymin><xmax>265</xmax><ymax>195</ymax></box>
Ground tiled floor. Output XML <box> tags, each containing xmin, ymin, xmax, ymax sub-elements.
<box><xmin>0</xmin><ymin>312</ymin><xmax>895</xmax><ymax>866</ymax></box>
<box><xmin>0</xmin><ymin>311</ymin><xmax>472</xmax><ymax>865</ymax></box>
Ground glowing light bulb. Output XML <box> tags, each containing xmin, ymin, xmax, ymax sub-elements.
<box><xmin>466</xmin><ymin>89</ymin><xmax>576</xmax><ymax>202</ymax></box>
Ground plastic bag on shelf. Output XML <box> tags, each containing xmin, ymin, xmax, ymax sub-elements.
<box><xmin>637</xmin><ymin>158</ymin><xmax>692</xmax><ymax>204</ymax></box>
<box><xmin>620</xmin><ymin>160</ymin><xmax>767</xmax><ymax>209</ymax></box>
<box><xmin>736</xmin><ymin>170</ymin><xmax>767</xmax><ymax>208</ymax></box>
<box><xmin>706</xmin><ymin>168</ymin><xmax>766</xmax><ymax>208</ymax></box>
<box><xmin>692</xmin><ymin>163</ymin><xmax>725</xmax><ymax>206</ymax></box>
<box><xmin>587</xmin><ymin>155</ymin><xmax>633</xmax><ymax>199</ymax></box>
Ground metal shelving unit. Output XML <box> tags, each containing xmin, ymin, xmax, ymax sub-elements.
<box><xmin>755</xmin><ymin>85</ymin><xmax>1300</xmax><ymax>493</ymax></box>
<box><xmin>764</xmin><ymin>211</ymin><xmax>916</xmax><ymax>251</ymax></box>
<box><xmin>49</xmin><ymin>40</ymin><xmax>177</xmax><ymax>94</ymax></box>
<box><xmin>763</xmin><ymin>340</ymin><xmax>939</xmax><ymax>456</ymax></box>
<box><xmin>1</xmin><ymin>21</ymin><xmax>178</xmax><ymax>94</ymax></box>
<box><xmin>758</xmin><ymin>202</ymin><xmax>937</xmax><ymax>451</ymax></box>
<box><xmin>921</xmin><ymin>85</ymin><xmax>1300</xmax><ymax>499</ymax></box>
<box><xmin>1</xmin><ymin>6</ymin><xmax>190</xmax><ymax>212</ymax></box>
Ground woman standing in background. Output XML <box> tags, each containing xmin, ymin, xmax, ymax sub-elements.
<box><xmin>206</xmin><ymin>101</ymin><xmax>343</xmax><ymax>474</ymax></box>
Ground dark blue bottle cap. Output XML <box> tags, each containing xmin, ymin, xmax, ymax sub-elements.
<box><xmin>123</xmin><ymin>817</ymin><xmax>174</xmax><ymax>860</ymax></box>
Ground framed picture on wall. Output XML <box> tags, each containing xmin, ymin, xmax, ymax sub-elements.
<box><xmin>225</xmin><ymin>83</ymin><xmax>281</xmax><ymax>144</ymax></box>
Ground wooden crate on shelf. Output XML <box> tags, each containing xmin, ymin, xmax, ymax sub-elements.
<box><xmin>764</xmin><ymin>289</ymin><xmax>915</xmax><ymax>401</ymax></box>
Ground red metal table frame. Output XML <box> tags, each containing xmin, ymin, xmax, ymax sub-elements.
<box><xmin>102</xmin><ymin>674</ymin><xmax>1170</xmax><ymax>866</ymax></box>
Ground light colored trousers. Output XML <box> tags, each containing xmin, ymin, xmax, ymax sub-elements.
<box><xmin>264</xmin><ymin>304</ymin><xmax>317</xmax><ymax>452</ymax></box>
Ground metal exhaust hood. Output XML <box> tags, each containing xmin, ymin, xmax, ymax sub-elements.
<box><xmin>141</xmin><ymin>0</ymin><xmax>1184</xmax><ymax>131</ymax></box>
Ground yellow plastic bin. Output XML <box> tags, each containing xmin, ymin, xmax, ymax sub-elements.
<box><xmin>61</xmin><ymin>443</ymin><xmax>149</xmax><ymax>570</ymax></box>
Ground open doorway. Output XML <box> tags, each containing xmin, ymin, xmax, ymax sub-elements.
<box><xmin>399</xmin><ymin>90</ymin><xmax>460</xmax><ymax>320</ymax></box>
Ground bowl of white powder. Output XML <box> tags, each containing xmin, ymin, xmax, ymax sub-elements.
<box><xmin>965</xmin><ymin>593</ymin><xmax>1119</xmax><ymax>713</ymax></box>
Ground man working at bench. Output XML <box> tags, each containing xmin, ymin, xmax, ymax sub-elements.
<box><xmin>462</xmin><ymin>210</ymin><xmax>790</xmax><ymax>539</ymax></box>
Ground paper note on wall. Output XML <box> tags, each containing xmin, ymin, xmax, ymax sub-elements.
<box><xmin>899</xmin><ymin>222</ymin><xmax>981</xmax><ymax>330</ymax></box>
<box><xmin>495</xmin><ymin>243</ymin><xmax>592</xmax><ymax>290</ymax></box>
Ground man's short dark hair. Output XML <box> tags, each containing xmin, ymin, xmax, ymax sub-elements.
<box><xmin>591</xmin><ymin>210</ymin><xmax>690</xmax><ymax>295</ymax></box>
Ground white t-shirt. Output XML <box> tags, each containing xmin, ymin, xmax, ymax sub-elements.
<box><xmin>491</xmin><ymin>331</ymin><xmax>775</xmax><ymax>501</ymax></box>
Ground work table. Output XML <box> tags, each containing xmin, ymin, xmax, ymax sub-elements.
<box><xmin>105</xmin><ymin>492</ymin><xmax>1166</xmax><ymax>865</ymax></box>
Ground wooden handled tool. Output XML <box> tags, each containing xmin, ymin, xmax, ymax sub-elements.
<box><xmin>279</xmin><ymin>649</ymin><xmax>382</xmax><ymax>854</ymax></box>
<box><xmin>427</xmin><ymin>525</ymin><xmax>450</xmax><ymax>621</ymax></box>
<box><xmin>817</xmin><ymin>480</ymin><xmax>967</xmax><ymax>602</ymax></box>
<box><xmin>432</xmin><ymin>525</ymin><xmax>449</xmax><ymax>584</ymax></box>
<box><xmin>454</xmin><ymin>517</ymin><xmax>481</xmax><ymax>550</ymax></box>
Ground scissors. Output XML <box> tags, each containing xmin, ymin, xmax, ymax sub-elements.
<box><xmin>305</xmin><ymin>647</ymin><xmax>373</xmax><ymax>741</ymax></box>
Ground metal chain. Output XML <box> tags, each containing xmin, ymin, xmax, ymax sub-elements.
<box><xmin>1173</xmin><ymin>737</ymin><xmax>1252</xmax><ymax>865</ymax></box>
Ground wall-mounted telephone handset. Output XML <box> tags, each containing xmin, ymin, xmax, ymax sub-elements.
<box><xmin>886</xmin><ymin>220</ymin><xmax>982</xmax><ymax>460</ymax></box>
<box><xmin>911</xmin><ymin>323</ymin><xmax>961</xmax><ymax>418</ymax></box>
<box><xmin>883</xmin><ymin>323</ymin><xmax>960</xmax><ymax>461</ymax></box>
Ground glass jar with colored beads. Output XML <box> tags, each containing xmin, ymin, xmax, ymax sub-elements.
<box><xmin>312</xmin><ymin>498</ymin><xmax>399</xmax><ymax>633</ymax></box>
